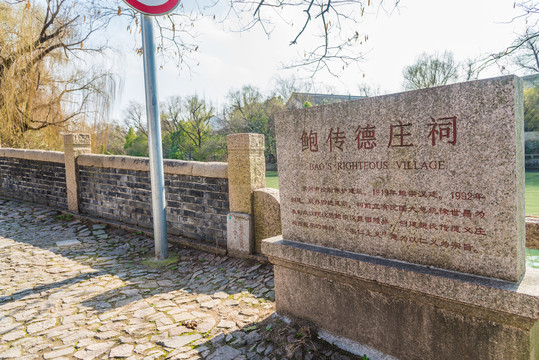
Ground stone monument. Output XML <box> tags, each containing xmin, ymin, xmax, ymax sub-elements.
<box><xmin>263</xmin><ymin>76</ymin><xmax>539</xmax><ymax>359</ymax></box>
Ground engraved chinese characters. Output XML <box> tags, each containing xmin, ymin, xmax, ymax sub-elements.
<box><xmin>301</xmin><ymin>116</ymin><xmax>457</xmax><ymax>152</ymax></box>
<box><xmin>275</xmin><ymin>76</ymin><xmax>525</xmax><ymax>281</ymax></box>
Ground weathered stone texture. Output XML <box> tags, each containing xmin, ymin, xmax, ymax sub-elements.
<box><xmin>275</xmin><ymin>75</ymin><xmax>525</xmax><ymax>282</ymax></box>
<box><xmin>273</xmin><ymin>264</ymin><xmax>536</xmax><ymax>360</ymax></box>
<box><xmin>0</xmin><ymin>198</ymin><xmax>365</xmax><ymax>360</ymax></box>
<box><xmin>227</xmin><ymin>212</ymin><xmax>253</xmax><ymax>256</ymax></box>
<box><xmin>263</xmin><ymin>236</ymin><xmax>539</xmax><ymax>360</ymax></box>
<box><xmin>227</xmin><ymin>133</ymin><xmax>266</xmax><ymax>215</ymax></box>
<box><xmin>0</xmin><ymin>157</ymin><xmax>67</xmax><ymax>209</ymax></box>
<box><xmin>78</xmin><ymin>166</ymin><xmax>229</xmax><ymax>248</ymax></box>
<box><xmin>527</xmin><ymin>217</ymin><xmax>539</xmax><ymax>249</ymax></box>
<box><xmin>0</xmin><ymin>148</ymin><xmax>64</xmax><ymax>163</ymax></box>
<box><xmin>63</xmin><ymin>133</ymin><xmax>91</xmax><ymax>212</ymax></box>
<box><xmin>253</xmin><ymin>188</ymin><xmax>281</xmax><ymax>253</ymax></box>
<box><xmin>78</xmin><ymin>154</ymin><xmax>228</xmax><ymax>178</ymax></box>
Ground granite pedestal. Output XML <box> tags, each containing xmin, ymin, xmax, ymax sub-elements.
<box><xmin>263</xmin><ymin>237</ymin><xmax>539</xmax><ymax>360</ymax></box>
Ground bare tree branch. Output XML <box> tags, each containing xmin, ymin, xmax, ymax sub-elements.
<box><xmin>212</xmin><ymin>0</ymin><xmax>399</xmax><ymax>77</ymax></box>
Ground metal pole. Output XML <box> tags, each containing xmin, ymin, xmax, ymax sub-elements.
<box><xmin>141</xmin><ymin>14</ymin><xmax>168</xmax><ymax>260</ymax></box>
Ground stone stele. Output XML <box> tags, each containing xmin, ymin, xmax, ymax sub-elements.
<box><xmin>275</xmin><ymin>75</ymin><xmax>525</xmax><ymax>282</ymax></box>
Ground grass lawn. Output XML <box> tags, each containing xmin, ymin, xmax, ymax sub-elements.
<box><xmin>266</xmin><ymin>171</ymin><xmax>539</xmax><ymax>216</ymax></box>
<box><xmin>265</xmin><ymin>171</ymin><xmax>279</xmax><ymax>189</ymax></box>
<box><xmin>527</xmin><ymin>171</ymin><xmax>539</xmax><ymax>216</ymax></box>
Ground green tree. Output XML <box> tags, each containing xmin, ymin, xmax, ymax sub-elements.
<box><xmin>124</xmin><ymin>127</ymin><xmax>148</xmax><ymax>157</ymax></box>
<box><xmin>124</xmin><ymin>127</ymin><xmax>138</xmax><ymax>150</ymax></box>
<box><xmin>192</xmin><ymin>133</ymin><xmax>227</xmax><ymax>162</ymax></box>
<box><xmin>161</xmin><ymin>95</ymin><xmax>214</xmax><ymax>161</ymax></box>
<box><xmin>225</xmin><ymin>86</ymin><xmax>285</xmax><ymax>163</ymax></box>
<box><xmin>162</xmin><ymin>128</ymin><xmax>191</xmax><ymax>160</ymax></box>
<box><xmin>525</xmin><ymin>87</ymin><xmax>539</xmax><ymax>132</ymax></box>
<box><xmin>0</xmin><ymin>0</ymin><xmax>401</xmax><ymax>149</ymax></box>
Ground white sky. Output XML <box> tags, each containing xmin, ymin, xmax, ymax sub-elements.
<box><xmin>107</xmin><ymin>0</ymin><xmax>529</xmax><ymax>120</ymax></box>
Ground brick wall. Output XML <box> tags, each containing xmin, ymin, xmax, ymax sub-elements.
<box><xmin>0</xmin><ymin>139</ymin><xmax>263</xmax><ymax>255</ymax></box>
<box><xmin>78</xmin><ymin>163</ymin><xmax>229</xmax><ymax>249</ymax></box>
<box><xmin>0</xmin><ymin>156</ymin><xmax>67</xmax><ymax>209</ymax></box>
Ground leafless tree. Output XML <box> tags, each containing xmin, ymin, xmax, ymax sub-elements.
<box><xmin>483</xmin><ymin>1</ymin><xmax>539</xmax><ymax>74</ymax></box>
<box><xmin>512</xmin><ymin>37</ymin><xmax>539</xmax><ymax>73</ymax></box>
<box><xmin>356</xmin><ymin>83</ymin><xmax>381</xmax><ymax>96</ymax></box>
<box><xmin>402</xmin><ymin>51</ymin><xmax>459</xmax><ymax>90</ymax></box>
<box><xmin>161</xmin><ymin>95</ymin><xmax>213</xmax><ymax>149</ymax></box>
<box><xmin>272</xmin><ymin>75</ymin><xmax>313</xmax><ymax>101</ymax></box>
<box><xmin>217</xmin><ymin>0</ymin><xmax>400</xmax><ymax>76</ymax></box>
<box><xmin>122</xmin><ymin>101</ymin><xmax>147</xmax><ymax>136</ymax></box>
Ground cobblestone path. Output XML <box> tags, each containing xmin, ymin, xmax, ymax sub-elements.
<box><xmin>0</xmin><ymin>199</ymin><xmax>360</xmax><ymax>360</ymax></box>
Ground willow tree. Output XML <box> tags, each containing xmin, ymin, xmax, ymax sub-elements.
<box><xmin>0</xmin><ymin>0</ymin><xmax>400</xmax><ymax>148</ymax></box>
<box><xmin>0</xmin><ymin>1</ymin><xmax>119</xmax><ymax>149</ymax></box>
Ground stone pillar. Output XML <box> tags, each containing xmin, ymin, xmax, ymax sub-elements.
<box><xmin>226</xmin><ymin>133</ymin><xmax>266</xmax><ymax>256</ymax></box>
<box><xmin>64</xmin><ymin>134</ymin><xmax>91</xmax><ymax>213</ymax></box>
<box><xmin>253</xmin><ymin>188</ymin><xmax>281</xmax><ymax>253</ymax></box>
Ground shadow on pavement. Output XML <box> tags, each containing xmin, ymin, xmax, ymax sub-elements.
<box><xmin>0</xmin><ymin>197</ymin><xmax>362</xmax><ymax>360</ymax></box>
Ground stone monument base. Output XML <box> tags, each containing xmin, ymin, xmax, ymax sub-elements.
<box><xmin>262</xmin><ymin>236</ymin><xmax>539</xmax><ymax>360</ymax></box>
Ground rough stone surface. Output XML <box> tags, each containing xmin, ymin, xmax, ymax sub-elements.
<box><xmin>0</xmin><ymin>198</ymin><xmax>362</xmax><ymax>360</ymax></box>
<box><xmin>272</xmin><ymin>260</ymin><xmax>538</xmax><ymax>360</ymax></box>
<box><xmin>109</xmin><ymin>344</ymin><xmax>134</xmax><ymax>358</ymax></box>
<box><xmin>263</xmin><ymin>237</ymin><xmax>539</xmax><ymax>360</ymax></box>
<box><xmin>263</xmin><ymin>236</ymin><xmax>539</xmax><ymax>320</ymax></box>
<box><xmin>26</xmin><ymin>319</ymin><xmax>57</xmax><ymax>334</ymax></box>
<box><xmin>43</xmin><ymin>347</ymin><xmax>75</xmax><ymax>359</ymax></box>
<box><xmin>227</xmin><ymin>133</ymin><xmax>266</xmax><ymax>215</ymax></box>
<box><xmin>56</xmin><ymin>240</ymin><xmax>82</xmax><ymax>247</ymax></box>
<box><xmin>63</xmin><ymin>133</ymin><xmax>91</xmax><ymax>213</ymax></box>
<box><xmin>274</xmin><ymin>75</ymin><xmax>525</xmax><ymax>282</ymax></box>
<box><xmin>227</xmin><ymin>213</ymin><xmax>253</xmax><ymax>256</ymax></box>
<box><xmin>206</xmin><ymin>345</ymin><xmax>241</xmax><ymax>360</ymax></box>
<box><xmin>159</xmin><ymin>334</ymin><xmax>202</xmax><ymax>348</ymax></box>
<box><xmin>254</xmin><ymin>188</ymin><xmax>282</xmax><ymax>254</ymax></box>
<box><xmin>527</xmin><ymin>216</ymin><xmax>539</xmax><ymax>249</ymax></box>
<box><xmin>77</xmin><ymin>154</ymin><xmax>228</xmax><ymax>178</ymax></box>
<box><xmin>0</xmin><ymin>148</ymin><xmax>64</xmax><ymax>163</ymax></box>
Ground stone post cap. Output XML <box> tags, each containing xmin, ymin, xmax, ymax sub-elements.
<box><xmin>63</xmin><ymin>133</ymin><xmax>91</xmax><ymax>146</ymax></box>
<box><xmin>227</xmin><ymin>133</ymin><xmax>265</xmax><ymax>150</ymax></box>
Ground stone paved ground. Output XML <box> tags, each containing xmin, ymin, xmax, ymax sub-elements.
<box><xmin>0</xmin><ymin>198</ymin><xmax>363</xmax><ymax>360</ymax></box>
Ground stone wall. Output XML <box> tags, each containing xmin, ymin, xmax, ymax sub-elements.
<box><xmin>77</xmin><ymin>155</ymin><xmax>229</xmax><ymax>249</ymax></box>
<box><xmin>0</xmin><ymin>149</ymin><xmax>67</xmax><ymax>209</ymax></box>
<box><xmin>0</xmin><ymin>134</ymin><xmax>272</xmax><ymax>256</ymax></box>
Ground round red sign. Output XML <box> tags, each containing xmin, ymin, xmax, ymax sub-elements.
<box><xmin>123</xmin><ymin>0</ymin><xmax>180</xmax><ymax>15</ymax></box>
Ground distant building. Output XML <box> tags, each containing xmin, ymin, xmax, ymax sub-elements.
<box><xmin>286</xmin><ymin>92</ymin><xmax>366</xmax><ymax>110</ymax></box>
